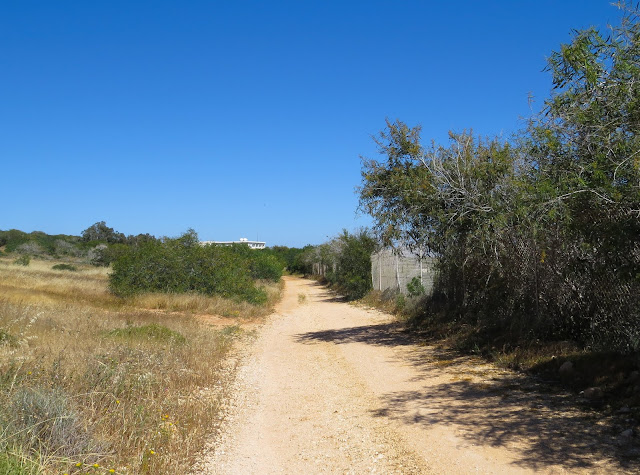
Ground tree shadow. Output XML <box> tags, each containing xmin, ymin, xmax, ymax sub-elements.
<box><xmin>372</xmin><ymin>379</ymin><xmax>639</xmax><ymax>471</ymax></box>
<box><xmin>295</xmin><ymin>322</ymin><xmax>640</xmax><ymax>472</ymax></box>
<box><xmin>318</xmin><ymin>294</ymin><xmax>350</xmax><ymax>303</ymax></box>
<box><xmin>295</xmin><ymin>322</ymin><xmax>416</xmax><ymax>347</ymax></box>
<box><xmin>306</xmin><ymin>282</ymin><xmax>350</xmax><ymax>303</ymax></box>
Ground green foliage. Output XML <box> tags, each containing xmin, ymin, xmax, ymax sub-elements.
<box><xmin>52</xmin><ymin>263</ymin><xmax>77</xmax><ymax>272</ymax></box>
<box><xmin>303</xmin><ymin>230</ymin><xmax>377</xmax><ymax>300</ymax></box>
<box><xmin>225</xmin><ymin>244</ymin><xmax>286</xmax><ymax>281</ymax></box>
<box><xmin>81</xmin><ymin>221</ymin><xmax>126</xmax><ymax>244</ymax></box>
<box><xmin>12</xmin><ymin>255</ymin><xmax>30</xmax><ymax>267</ymax></box>
<box><xmin>0</xmin><ymin>225</ymin><xmax>160</xmax><ymax>268</ymax></box>
<box><xmin>334</xmin><ymin>230</ymin><xmax>377</xmax><ymax>299</ymax></box>
<box><xmin>268</xmin><ymin>245</ymin><xmax>308</xmax><ymax>274</ymax></box>
<box><xmin>288</xmin><ymin>245</ymin><xmax>321</xmax><ymax>276</ymax></box>
<box><xmin>0</xmin><ymin>229</ymin><xmax>79</xmax><ymax>256</ymax></box>
<box><xmin>249</xmin><ymin>252</ymin><xmax>285</xmax><ymax>281</ymax></box>
<box><xmin>406</xmin><ymin>277</ymin><xmax>425</xmax><ymax>297</ymax></box>
<box><xmin>359</xmin><ymin>5</ymin><xmax>640</xmax><ymax>353</ymax></box>
<box><xmin>0</xmin><ymin>230</ymin><xmax>30</xmax><ymax>253</ymax></box>
<box><xmin>109</xmin><ymin>230</ymin><xmax>268</xmax><ymax>304</ymax></box>
<box><xmin>106</xmin><ymin>324</ymin><xmax>186</xmax><ymax>345</ymax></box>
<box><xmin>0</xmin><ymin>452</ymin><xmax>38</xmax><ymax>475</ymax></box>
<box><xmin>0</xmin><ymin>329</ymin><xmax>18</xmax><ymax>347</ymax></box>
<box><xmin>88</xmin><ymin>244</ymin><xmax>110</xmax><ymax>266</ymax></box>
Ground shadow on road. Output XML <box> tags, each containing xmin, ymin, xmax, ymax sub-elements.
<box><xmin>295</xmin><ymin>321</ymin><xmax>640</xmax><ymax>472</ymax></box>
<box><xmin>295</xmin><ymin>322</ymin><xmax>414</xmax><ymax>347</ymax></box>
<box><xmin>372</xmin><ymin>380</ymin><xmax>638</xmax><ymax>472</ymax></box>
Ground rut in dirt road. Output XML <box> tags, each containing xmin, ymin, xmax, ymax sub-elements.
<box><xmin>196</xmin><ymin>276</ymin><xmax>638</xmax><ymax>474</ymax></box>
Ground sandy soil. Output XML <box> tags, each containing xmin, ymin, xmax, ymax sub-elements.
<box><xmin>195</xmin><ymin>276</ymin><xmax>638</xmax><ymax>474</ymax></box>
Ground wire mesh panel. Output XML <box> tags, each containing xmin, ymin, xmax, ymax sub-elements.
<box><xmin>371</xmin><ymin>248</ymin><xmax>437</xmax><ymax>295</ymax></box>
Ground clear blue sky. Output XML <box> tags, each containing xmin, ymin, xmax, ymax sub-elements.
<box><xmin>1</xmin><ymin>1</ymin><xmax>620</xmax><ymax>247</ymax></box>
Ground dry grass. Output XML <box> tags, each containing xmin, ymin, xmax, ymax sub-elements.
<box><xmin>0</xmin><ymin>257</ymin><xmax>279</xmax><ymax>319</ymax></box>
<box><xmin>0</xmin><ymin>256</ymin><xmax>280</xmax><ymax>473</ymax></box>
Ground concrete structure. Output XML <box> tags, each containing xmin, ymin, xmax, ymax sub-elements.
<box><xmin>371</xmin><ymin>248</ymin><xmax>437</xmax><ymax>295</ymax></box>
<box><xmin>201</xmin><ymin>237</ymin><xmax>266</xmax><ymax>250</ymax></box>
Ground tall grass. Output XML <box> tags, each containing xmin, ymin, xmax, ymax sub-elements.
<box><xmin>0</xmin><ymin>256</ymin><xmax>279</xmax><ymax>473</ymax></box>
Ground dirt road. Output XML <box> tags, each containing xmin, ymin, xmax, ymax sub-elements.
<box><xmin>196</xmin><ymin>277</ymin><xmax>636</xmax><ymax>474</ymax></box>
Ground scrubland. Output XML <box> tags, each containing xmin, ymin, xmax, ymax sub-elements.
<box><xmin>0</xmin><ymin>257</ymin><xmax>278</xmax><ymax>474</ymax></box>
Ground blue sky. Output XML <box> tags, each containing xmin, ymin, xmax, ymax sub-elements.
<box><xmin>1</xmin><ymin>1</ymin><xmax>620</xmax><ymax>247</ymax></box>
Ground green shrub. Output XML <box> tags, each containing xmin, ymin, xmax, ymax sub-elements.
<box><xmin>109</xmin><ymin>230</ymin><xmax>268</xmax><ymax>304</ymax></box>
<box><xmin>0</xmin><ymin>452</ymin><xmax>38</xmax><ymax>475</ymax></box>
<box><xmin>334</xmin><ymin>230</ymin><xmax>377</xmax><ymax>300</ymax></box>
<box><xmin>54</xmin><ymin>239</ymin><xmax>83</xmax><ymax>257</ymax></box>
<box><xmin>51</xmin><ymin>263</ymin><xmax>77</xmax><ymax>272</ymax></box>
<box><xmin>269</xmin><ymin>246</ymin><xmax>307</xmax><ymax>273</ymax></box>
<box><xmin>0</xmin><ymin>229</ymin><xmax>80</xmax><ymax>256</ymax></box>
<box><xmin>12</xmin><ymin>256</ymin><xmax>30</xmax><ymax>267</ymax></box>
<box><xmin>0</xmin><ymin>230</ymin><xmax>29</xmax><ymax>253</ymax></box>
<box><xmin>106</xmin><ymin>324</ymin><xmax>186</xmax><ymax>345</ymax></box>
<box><xmin>249</xmin><ymin>252</ymin><xmax>285</xmax><ymax>281</ymax></box>
<box><xmin>226</xmin><ymin>245</ymin><xmax>286</xmax><ymax>281</ymax></box>
<box><xmin>407</xmin><ymin>277</ymin><xmax>425</xmax><ymax>297</ymax></box>
<box><xmin>81</xmin><ymin>221</ymin><xmax>125</xmax><ymax>244</ymax></box>
<box><xmin>0</xmin><ymin>329</ymin><xmax>18</xmax><ymax>347</ymax></box>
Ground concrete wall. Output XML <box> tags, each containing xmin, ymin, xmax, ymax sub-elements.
<box><xmin>371</xmin><ymin>248</ymin><xmax>437</xmax><ymax>295</ymax></box>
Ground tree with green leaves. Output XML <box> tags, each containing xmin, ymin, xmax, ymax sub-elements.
<box><xmin>359</xmin><ymin>3</ymin><xmax>640</xmax><ymax>352</ymax></box>
<box><xmin>81</xmin><ymin>221</ymin><xmax>126</xmax><ymax>244</ymax></box>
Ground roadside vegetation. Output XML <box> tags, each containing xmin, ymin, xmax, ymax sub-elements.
<box><xmin>360</xmin><ymin>3</ymin><xmax>640</xmax><ymax>353</ymax></box>
<box><xmin>347</xmin><ymin>2</ymin><xmax>640</xmax><ymax>414</ymax></box>
<box><xmin>0</xmin><ymin>226</ymin><xmax>282</xmax><ymax>473</ymax></box>
<box><xmin>109</xmin><ymin>229</ymin><xmax>283</xmax><ymax>304</ymax></box>
<box><xmin>287</xmin><ymin>230</ymin><xmax>377</xmax><ymax>300</ymax></box>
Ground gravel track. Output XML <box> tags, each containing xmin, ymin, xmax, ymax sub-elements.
<box><xmin>196</xmin><ymin>277</ymin><xmax>637</xmax><ymax>474</ymax></box>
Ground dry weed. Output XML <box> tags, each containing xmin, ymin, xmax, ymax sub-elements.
<box><xmin>0</xmin><ymin>256</ymin><xmax>277</xmax><ymax>473</ymax></box>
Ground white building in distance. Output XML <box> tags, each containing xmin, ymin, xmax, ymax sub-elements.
<box><xmin>200</xmin><ymin>237</ymin><xmax>266</xmax><ymax>250</ymax></box>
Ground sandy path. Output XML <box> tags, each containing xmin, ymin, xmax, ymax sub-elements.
<box><xmin>196</xmin><ymin>277</ymin><xmax>636</xmax><ymax>474</ymax></box>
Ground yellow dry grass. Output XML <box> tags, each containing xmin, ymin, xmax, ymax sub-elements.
<box><xmin>0</xmin><ymin>256</ymin><xmax>279</xmax><ymax>473</ymax></box>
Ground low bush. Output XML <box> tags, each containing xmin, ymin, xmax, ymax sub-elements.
<box><xmin>0</xmin><ymin>229</ymin><xmax>80</xmax><ymax>256</ymax></box>
<box><xmin>0</xmin><ymin>329</ymin><xmax>18</xmax><ymax>347</ymax></box>
<box><xmin>326</xmin><ymin>230</ymin><xmax>377</xmax><ymax>300</ymax></box>
<box><xmin>269</xmin><ymin>246</ymin><xmax>307</xmax><ymax>274</ymax></box>
<box><xmin>13</xmin><ymin>256</ymin><xmax>30</xmax><ymax>267</ymax></box>
<box><xmin>406</xmin><ymin>277</ymin><xmax>425</xmax><ymax>297</ymax></box>
<box><xmin>109</xmin><ymin>230</ymin><xmax>268</xmax><ymax>304</ymax></box>
<box><xmin>52</xmin><ymin>263</ymin><xmax>77</xmax><ymax>271</ymax></box>
<box><xmin>87</xmin><ymin>244</ymin><xmax>109</xmax><ymax>266</ymax></box>
<box><xmin>106</xmin><ymin>323</ymin><xmax>186</xmax><ymax>345</ymax></box>
<box><xmin>225</xmin><ymin>245</ymin><xmax>286</xmax><ymax>281</ymax></box>
<box><xmin>249</xmin><ymin>252</ymin><xmax>285</xmax><ymax>281</ymax></box>
<box><xmin>0</xmin><ymin>452</ymin><xmax>38</xmax><ymax>475</ymax></box>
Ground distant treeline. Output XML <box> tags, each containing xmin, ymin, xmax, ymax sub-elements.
<box><xmin>1</xmin><ymin>224</ymin><xmax>377</xmax><ymax>304</ymax></box>
<box><xmin>286</xmin><ymin>230</ymin><xmax>377</xmax><ymax>300</ymax></box>
<box><xmin>0</xmin><ymin>223</ymin><xmax>292</xmax><ymax>304</ymax></box>
<box><xmin>0</xmin><ymin>222</ymin><xmax>158</xmax><ymax>265</ymax></box>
